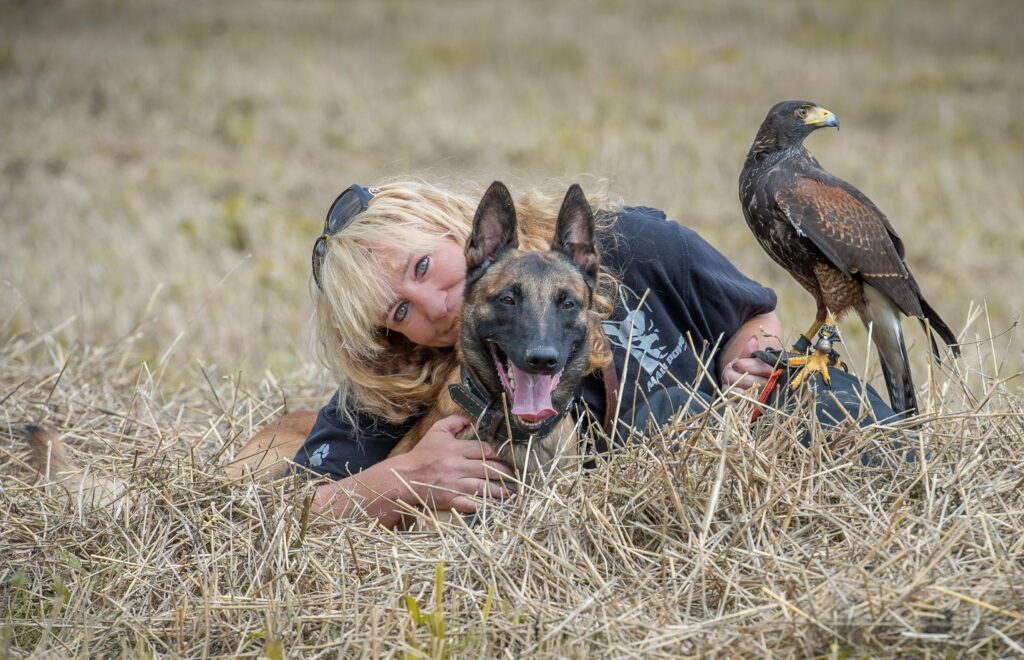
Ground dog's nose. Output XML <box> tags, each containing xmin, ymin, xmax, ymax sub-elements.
<box><xmin>524</xmin><ymin>347</ymin><xmax>560</xmax><ymax>373</ymax></box>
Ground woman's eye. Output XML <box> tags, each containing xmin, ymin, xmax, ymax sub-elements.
<box><xmin>415</xmin><ymin>256</ymin><xmax>429</xmax><ymax>277</ymax></box>
<box><xmin>393</xmin><ymin>301</ymin><xmax>409</xmax><ymax>324</ymax></box>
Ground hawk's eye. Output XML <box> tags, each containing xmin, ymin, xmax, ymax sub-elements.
<box><xmin>797</xmin><ymin>107</ymin><xmax>808</xmax><ymax>118</ymax></box>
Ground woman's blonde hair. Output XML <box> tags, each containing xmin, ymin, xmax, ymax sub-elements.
<box><xmin>312</xmin><ymin>178</ymin><xmax>616</xmax><ymax>423</ymax></box>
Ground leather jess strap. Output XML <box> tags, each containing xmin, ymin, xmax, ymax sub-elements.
<box><xmin>751</xmin><ymin>366</ymin><xmax>785</xmax><ymax>422</ymax></box>
<box><xmin>600</xmin><ymin>334</ymin><xmax>619</xmax><ymax>433</ymax></box>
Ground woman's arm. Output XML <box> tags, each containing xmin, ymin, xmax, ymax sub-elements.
<box><xmin>311</xmin><ymin>414</ymin><xmax>514</xmax><ymax>528</ymax></box>
<box><xmin>718</xmin><ymin>311</ymin><xmax>785</xmax><ymax>393</ymax></box>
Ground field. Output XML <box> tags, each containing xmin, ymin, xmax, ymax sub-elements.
<box><xmin>2</xmin><ymin>0</ymin><xmax>1023</xmax><ymax>657</ymax></box>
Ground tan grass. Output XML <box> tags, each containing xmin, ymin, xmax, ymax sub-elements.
<box><xmin>2</xmin><ymin>0</ymin><xmax>1023</xmax><ymax>657</ymax></box>
<box><xmin>2</xmin><ymin>313</ymin><xmax>1023</xmax><ymax>657</ymax></box>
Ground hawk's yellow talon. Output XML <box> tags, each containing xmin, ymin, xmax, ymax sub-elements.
<box><xmin>787</xmin><ymin>348</ymin><xmax>835</xmax><ymax>389</ymax></box>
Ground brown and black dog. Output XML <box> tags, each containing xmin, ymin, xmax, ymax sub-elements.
<box><xmin>26</xmin><ymin>181</ymin><xmax>608</xmax><ymax>503</ymax></box>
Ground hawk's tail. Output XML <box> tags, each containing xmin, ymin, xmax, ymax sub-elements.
<box><xmin>876</xmin><ymin>327</ymin><xmax>919</xmax><ymax>418</ymax></box>
<box><xmin>918</xmin><ymin>297</ymin><xmax>960</xmax><ymax>361</ymax></box>
<box><xmin>863</xmin><ymin>290</ymin><xmax>919</xmax><ymax>417</ymax></box>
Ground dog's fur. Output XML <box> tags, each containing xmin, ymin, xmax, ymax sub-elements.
<box><xmin>387</xmin><ymin>180</ymin><xmax>600</xmax><ymax>478</ymax></box>
<box><xmin>25</xmin><ymin>182</ymin><xmax>603</xmax><ymax>507</ymax></box>
<box><xmin>24</xmin><ymin>424</ymin><xmax>127</xmax><ymax>508</ymax></box>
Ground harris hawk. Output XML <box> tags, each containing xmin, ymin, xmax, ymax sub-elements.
<box><xmin>738</xmin><ymin>100</ymin><xmax>959</xmax><ymax>416</ymax></box>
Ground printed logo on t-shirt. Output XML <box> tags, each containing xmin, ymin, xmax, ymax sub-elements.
<box><xmin>308</xmin><ymin>443</ymin><xmax>330</xmax><ymax>467</ymax></box>
<box><xmin>603</xmin><ymin>285</ymin><xmax>687</xmax><ymax>392</ymax></box>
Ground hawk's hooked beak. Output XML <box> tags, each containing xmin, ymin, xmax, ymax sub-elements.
<box><xmin>806</xmin><ymin>106</ymin><xmax>840</xmax><ymax>130</ymax></box>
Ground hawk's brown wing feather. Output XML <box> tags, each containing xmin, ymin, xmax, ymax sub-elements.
<box><xmin>776</xmin><ymin>176</ymin><xmax>923</xmax><ymax>316</ymax></box>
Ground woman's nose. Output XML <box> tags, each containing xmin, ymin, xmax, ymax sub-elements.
<box><xmin>417</xmin><ymin>288</ymin><xmax>448</xmax><ymax>321</ymax></box>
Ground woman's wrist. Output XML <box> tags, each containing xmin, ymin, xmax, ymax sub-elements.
<box><xmin>311</xmin><ymin>454</ymin><xmax>420</xmax><ymax>527</ymax></box>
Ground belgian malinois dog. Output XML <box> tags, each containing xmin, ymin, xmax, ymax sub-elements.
<box><xmin>26</xmin><ymin>181</ymin><xmax>607</xmax><ymax>508</ymax></box>
<box><xmin>386</xmin><ymin>180</ymin><xmax>603</xmax><ymax>478</ymax></box>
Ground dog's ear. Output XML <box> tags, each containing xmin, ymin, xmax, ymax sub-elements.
<box><xmin>552</xmin><ymin>183</ymin><xmax>598</xmax><ymax>284</ymax></box>
<box><xmin>466</xmin><ymin>181</ymin><xmax>519</xmax><ymax>276</ymax></box>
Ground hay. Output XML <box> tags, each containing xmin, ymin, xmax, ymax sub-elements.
<box><xmin>2</xmin><ymin>325</ymin><xmax>1022</xmax><ymax>658</ymax></box>
<box><xmin>3</xmin><ymin>1</ymin><xmax>1022</xmax><ymax>656</ymax></box>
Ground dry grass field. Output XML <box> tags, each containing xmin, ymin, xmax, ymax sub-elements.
<box><xmin>2</xmin><ymin>0</ymin><xmax>1023</xmax><ymax>657</ymax></box>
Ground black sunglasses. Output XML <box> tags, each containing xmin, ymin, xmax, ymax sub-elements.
<box><xmin>311</xmin><ymin>184</ymin><xmax>375</xmax><ymax>290</ymax></box>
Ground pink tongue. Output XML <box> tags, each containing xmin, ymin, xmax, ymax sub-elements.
<box><xmin>509</xmin><ymin>364</ymin><xmax>560</xmax><ymax>421</ymax></box>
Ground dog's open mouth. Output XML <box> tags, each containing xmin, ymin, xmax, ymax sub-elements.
<box><xmin>490</xmin><ymin>343</ymin><xmax>563</xmax><ymax>430</ymax></box>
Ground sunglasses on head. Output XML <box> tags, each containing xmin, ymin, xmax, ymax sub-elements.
<box><xmin>311</xmin><ymin>184</ymin><xmax>376</xmax><ymax>290</ymax></box>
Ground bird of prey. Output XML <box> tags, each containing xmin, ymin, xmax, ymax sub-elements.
<box><xmin>739</xmin><ymin>100</ymin><xmax>959</xmax><ymax>416</ymax></box>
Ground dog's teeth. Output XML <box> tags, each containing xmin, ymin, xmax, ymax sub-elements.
<box><xmin>506</xmin><ymin>361</ymin><xmax>515</xmax><ymax>391</ymax></box>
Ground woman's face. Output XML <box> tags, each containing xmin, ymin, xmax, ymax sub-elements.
<box><xmin>379</xmin><ymin>238</ymin><xmax>466</xmax><ymax>348</ymax></box>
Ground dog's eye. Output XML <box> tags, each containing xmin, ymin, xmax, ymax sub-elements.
<box><xmin>499</xmin><ymin>295</ymin><xmax>515</xmax><ymax>306</ymax></box>
<box><xmin>558</xmin><ymin>292</ymin><xmax>578</xmax><ymax>311</ymax></box>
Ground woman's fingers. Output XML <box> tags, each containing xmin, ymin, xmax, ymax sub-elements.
<box><xmin>432</xmin><ymin>413</ymin><xmax>473</xmax><ymax>436</ymax></box>
<box><xmin>424</xmin><ymin>472</ymin><xmax>512</xmax><ymax>514</ymax></box>
<box><xmin>401</xmin><ymin>415</ymin><xmax>518</xmax><ymax>512</ymax></box>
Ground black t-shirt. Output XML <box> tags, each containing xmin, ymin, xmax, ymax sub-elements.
<box><xmin>294</xmin><ymin>206</ymin><xmax>777</xmax><ymax>479</ymax></box>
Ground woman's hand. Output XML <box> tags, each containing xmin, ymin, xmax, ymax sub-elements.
<box><xmin>396</xmin><ymin>414</ymin><xmax>515</xmax><ymax>514</ymax></box>
<box><xmin>720</xmin><ymin>335</ymin><xmax>777</xmax><ymax>394</ymax></box>
<box><xmin>719</xmin><ymin>311</ymin><xmax>784</xmax><ymax>396</ymax></box>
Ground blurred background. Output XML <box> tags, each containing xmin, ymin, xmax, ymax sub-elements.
<box><xmin>2</xmin><ymin>0</ymin><xmax>1022</xmax><ymax>393</ymax></box>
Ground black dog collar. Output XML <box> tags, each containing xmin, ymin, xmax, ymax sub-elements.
<box><xmin>448</xmin><ymin>366</ymin><xmax>569</xmax><ymax>443</ymax></box>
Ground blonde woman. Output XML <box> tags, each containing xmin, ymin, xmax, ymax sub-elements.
<box><xmin>295</xmin><ymin>179</ymin><xmax>898</xmax><ymax>528</ymax></box>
